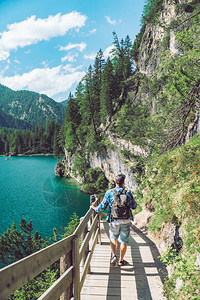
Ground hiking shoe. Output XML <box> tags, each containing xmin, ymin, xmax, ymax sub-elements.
<box><xmin>118</xmin><ymin>260</ymin><xmax>128</xmax><ymax>266</ymax></box>
<box><xmin>110</xmin><ymin>254</ymin><xmax>118</xmax><ymax>266</ymax></box>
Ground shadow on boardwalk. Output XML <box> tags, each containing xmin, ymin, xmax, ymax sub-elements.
<box><xmin>81</xmin><ymin>221</ymin><xmax>167</xmax><ymax>300</ymax></box>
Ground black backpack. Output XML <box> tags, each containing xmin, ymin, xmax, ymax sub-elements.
<box><xmin>111</xmin><ymin>188</ymin><xmax>130</xmax><ymax>219</ymax></box>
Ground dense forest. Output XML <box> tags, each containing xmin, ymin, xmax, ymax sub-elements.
<box><xmin>0</xmin><ymin>120</ymin><xmax>63</xmax><ymax>158</ymax></box>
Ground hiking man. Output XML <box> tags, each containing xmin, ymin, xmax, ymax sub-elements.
<box><xmin>91</xmin><ymin>174</ymin><xmax>137</xmax><ymax>266</ymax></box>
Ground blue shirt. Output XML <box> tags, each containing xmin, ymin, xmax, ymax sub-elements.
<box><xmin>93</xmin><ymin>186</ymin><xmax>137</xmax><ymax>223</ymax></box>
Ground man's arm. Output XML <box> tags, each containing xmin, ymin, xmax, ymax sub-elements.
<box><xmin>91</xmin><ymin>190</ymin><xmax>110</xmax><ymax>213</ymax></box>
<box><xmin>127</xmin><ymin>191</ymin><xmax>137</xmax><ymax>210</ymax></box>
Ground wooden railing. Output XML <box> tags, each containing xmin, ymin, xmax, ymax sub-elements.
<box><xmin>0</xmin><ymin>197</ymin><xmax>101</xmax><ymax>300</ymax></box>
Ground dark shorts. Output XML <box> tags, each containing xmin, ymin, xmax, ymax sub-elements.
<box><xmin>109</xmin><ymin>222</ymin><xmax>131</xmax><ymax>245</ymax></box>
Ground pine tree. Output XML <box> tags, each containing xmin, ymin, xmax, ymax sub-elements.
<box><xmin>5</xmin><ymin>139</ymin><xmax>9</xmax><ymax>154</ymax></box>
<box><xmin>112</xmin><ymin>32</ymin><xmax>133</xmax><ymax>81</ymax></box>
<box><xmin>0</xmin><ymin>219</ymin><xmax>49</xmax><ymax>266</ymax></box>
<box><xmin>81</xmin><ymin>66</ymin><xmax>98</xmax><ymax>136</ymax></box>
<box><xmin>64</xmin><ymin>92</ymin><xmax>82</xmax><ymax>153</ymax></box>
<box><xmin>53</xmin><ymin>127</ymin><xmax>61</xmax><ymax>160</ymax></box>
<box><xmin>0</xmin><ymin>135</ymin><xmax>4</xmax><ymax>154</ymax></box>
<box><xmin>100</xmin><ymin>58</ymin><xmax>115</xmax><ymax>124</ymax></box>
<box><xmin>124</xmin><ymin>35</ymin><xmax>133</xmax><ymax>78</ymax></box>
<box><xmin>92</xmin><ymin>49</ymin><xmax>105</xmax><ymax>125</ymax></box>
<box><xmin>45</xmin><ymin>120</ymin><xmax>55</xmax><ymax>152</ymax></box>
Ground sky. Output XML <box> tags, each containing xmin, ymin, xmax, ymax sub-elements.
<box><xmin>0</xmin><ymin>0</ymin><xmax>145</xmax><ymax>102</ymax></box>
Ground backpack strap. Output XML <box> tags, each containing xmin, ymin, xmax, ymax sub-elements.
<box><xmin>121</xmin><ymin>188</ymin><xmax>127</xmax><ymax>195</ymax></box>
<box><xmin>113</xmin><ymin>188</ymin><xmax>120</xmax><ymax>196</ymax></box>
<box><xmin>113</xmin><ymin>188</ymin><xmax>127</xmax><ymax>196</ymax></box>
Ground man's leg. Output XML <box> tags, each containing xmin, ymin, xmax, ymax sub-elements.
<box><xmin>119</xmin><ymin>223</ymin><xmax>130</xmax><ymax>264</ymax></box>
<box><xmin>120</xmin><ymin>243</ymin><xmax>127</xmax><ymax>262</ymax></box>
<box><xmin>110</xmin><ymin>238</ymin><xmax>118</xmax><ymax>256</ymax></box>
<box><xmin>109</xmin><ymin>223</ymin><xmax>119</xmax><ymax>266</ymax></box>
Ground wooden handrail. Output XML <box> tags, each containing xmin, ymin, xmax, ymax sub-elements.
<box><xmin>0</xmin><ymin>195</ymin><xmax>101</xmax><ymax>300</ymax></box>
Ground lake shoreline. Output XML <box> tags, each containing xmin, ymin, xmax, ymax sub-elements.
<box><xmin>3</xmin><ymin>153</ymin><xmax>54</xmax><ymax>157</ymax></box>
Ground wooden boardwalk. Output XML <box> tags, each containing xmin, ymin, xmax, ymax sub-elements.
<box><xmin>81</xmin><ymin>221</ymin><xmax>167</xmax><ymax>300</ymax></box>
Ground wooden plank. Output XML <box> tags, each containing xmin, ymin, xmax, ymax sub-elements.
<box><xmin>81</xmin><ymin>285</ymin><xmax>137</xmax><ymax>296</ymax></box>
<box><xmin>80</xmin><ymin>229</ymin><xmax>99</xmax><ymax>290</ymax></box>
<box><xmin>81</xmin><ymin>296</ymin><xmax>121</xmax><ymax>300</ymax></box>
<box><xmin>83</xmin><ymin>278</ymin><xmax>137</xmax><ymax>287</ymax></box>
<box><xmin>79</xmin><ymin>215</ymin><xmax>98</xmax><ymax>261</ymax></box>
<box><xmin>38</xmin><ymin>266</ymin><xmax>73</xmax><ymax>300</ymax></box>
<box><xmin>0</xmin><ymin>234</ymin><xmax>73</xmax><ymax>300</ymax></box>
<box><xmin>83</xmin><ymin>273</ymin><xmax>138</xmax><ymax>280</ymax></box>
<box><xmin>89</xmin><ymin>267</ymin><xmax>135</xmax><ymax>275</ymax></box>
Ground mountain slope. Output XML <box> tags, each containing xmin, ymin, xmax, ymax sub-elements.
<box><xmin>0</xmin><ymin>108</ymin><xmax>31</xmax><ymax>129</ymax></box>
<box><xmin>0</xmin><ymin>84</ymin><xmax>65</xmax><ymax>129</ymax></box>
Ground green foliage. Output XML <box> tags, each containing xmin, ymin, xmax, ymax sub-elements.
<box><xmin>120</xmin><ymin>149</ymin><xmax>146</xmax><ymax>184</ymax></box>
<box><xmin>113</xmin><ymin>96</ymin><xmax>150</xmax><ymax>147</ymax></box>
<box><xmin>131</xmin><ymin>25</ymin><xmax>146</xmax><ymax>61</ymax></box>
<box><xmin>160</xmin><ymin>250</ymin><xmax>200</xmax><ymax>300</ymax></box>
<box><xmin>139</xmin><ymin>134</ymin><xmax>200</xmax><ymax>299</ymax></box>
<box><xmin>100</xmin><ymin>58</ymin><xmax>115</xmax><ymax>123</ymax></box>
<box><xmin>81</xmin><ymin>167</ymin><xmax>109</xmax><ymax>194</ymax></box>
<box><xmin>141</xmin><ymin>0</ymin><xmax>164</xmax><ymax>26</ymax></box>
<box><xmin>9</xmin><ymin>267</ymin><xmax>59</xmax><ymax>300</ymax></box>
<box><xmin>153</xmin><ymin>13</ymin><xmax>200</xmax><ymax>151</ymax></box>
<box><xmin>72</xmin><ymin>152</ymin><xmax>90</xmax><ymax>180</ymax></box>
<box><xmin>62</xmin><ymin>213</ymin><xmax>80</xmax><ymax>238</ymax></box>
<box><xmin>112</xmin><ymin>32</ymin><xmax>133</xmax><ymax>81</ymax></box>
<box><xmin>62</xmin><ymin>33</ymin><xmax>134</xmax><ymax>160</ymax></box>
<box><xmin>64</xmin><ymin>93</ymin><xmax>82</xmax><ymax>154</ymax></box>
<box><xmin>0</xmin><ymin>219</ymin><xmax>49</xmax><ymax>267</ymax></box>
<box><xmin>145</xmin><ymin>136</ymin><xmax>200</xmax><ymax>233</ymax></box>
<box><xmin>0</xmin><ymin>120</ymin><xmax>63</xmax><ymax>156</ymax></box>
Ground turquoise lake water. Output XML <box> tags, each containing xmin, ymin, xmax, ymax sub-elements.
<box><xmin>0</xmin><ymin>155</ymin><xmax>90</xmax><ymax>239</ymax></box>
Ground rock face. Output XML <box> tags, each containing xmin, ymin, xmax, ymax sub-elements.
<box><xmin>134</xmin><ymin>209</ymin><xmax>183</xmax><ymax>256</ymax></box>
<box><xmin>136</xmin><ymin>0</ymin><xmax>188</xmax><ymax>76</ymax></box>
<box><xmin>89</xmin><ymin>148</ymin><xmax>138</xmax><ymax>192</ymax></box>
<box><xmin>62</xmin><ymin>136</ymin><xmax>144</xmax><ymax>192</ymax></box>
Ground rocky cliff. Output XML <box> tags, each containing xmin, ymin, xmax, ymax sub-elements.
<box><xmin>56</xmin><ymin>134</ymin><xmax>145</xmax><ymax>192</ymax></box>
<box><xmin>58</xmin><ymin>0</ymin><xmax>199</xmax><ymax>190</ymax></box>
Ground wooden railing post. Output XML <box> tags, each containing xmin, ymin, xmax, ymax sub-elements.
<box><xmin>72</xmin><ymin>236</ymin><xmax>80</xmax><ymax>300</ymax></box>
<box><xmin>90</xmin><ymin>195</ymin><xmax>97</xmax><ymax>240</ymax></box>
<box><xmin>60</xmin><ymin>250</ymin><xmax>73</xmax><ymax>300</ymax></box>
<box><xmin>90</xmin><ymin>194</ymin><xmax>96</xmax><ymax>226</ymax></box>
<box><xmin>91</xmin><ymin>195</ymin><xmax>101</xmax><ymax>245</ymax></box>
<box><xmin>97</xmin><ymin>198</ymin><xmax>102</xmax><ymax>245</ymax></box>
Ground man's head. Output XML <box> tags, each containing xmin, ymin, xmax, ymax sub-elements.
<box><xmin>115</xmin><ymin>174</ymin><xmax>125</xmax><ymax>186</ymax></box>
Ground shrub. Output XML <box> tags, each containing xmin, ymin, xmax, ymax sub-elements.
<box><xmin>81</xmin><ymin>167</ymin><xmax>109</xmax><ymax>194</ymax></box>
